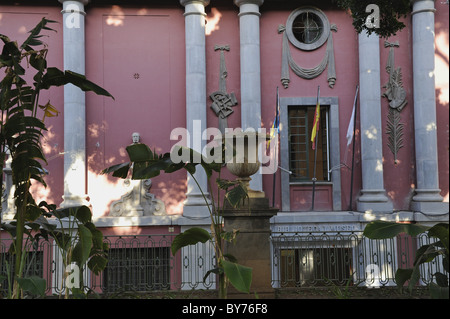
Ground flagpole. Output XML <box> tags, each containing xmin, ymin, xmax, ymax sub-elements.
<box><xmin>272</xmin><ymin>87</ymin><xmax>279</xmax><ymax>207</ymax></box>
<box><xmin>348</xmin><ymin>85</ymin><xmax>359</xmax><ymax>211</ymax></box>
<box><xmin>311</xmin><ymin>86</ymin><xmax>320</xmax><ymax>211</ymax></box>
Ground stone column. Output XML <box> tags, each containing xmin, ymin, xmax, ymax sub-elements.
<box><xmin>357</xmin><ymin>31</ymin><xmax>393</xmax><ymax>213</ymax></box>
<box><xmin>234</xmin><ymin>0</ymin><xmax>264</xmax><ymax>192</ymax></box>
<box><xmin>59</xmin><ymin>0</ymin><xmax>89</xmax><ymax>208</ymax></box>
<box><xmin>180</xmin><ymin>0</ymin><xmax>211</xmax><ymax>218</ymax></box>
<box><xmin>410</xmin><ymin>0</ymin><xmax>447</xmax><ymax>214</ymax></box>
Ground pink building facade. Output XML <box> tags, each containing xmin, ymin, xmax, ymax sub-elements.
<box><xmin>1</xmin><ymin>0</ymin><xmax>448</xmax><ymax>292</ymax></box>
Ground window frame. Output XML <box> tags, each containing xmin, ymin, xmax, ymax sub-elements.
<box><xmin>285</xmin><ymin>6</ymin><xmax>331</xmax><ymax>51</ymax></box>
<box><xmin>288</xmin><ymin>105</ymin><xmax>330</xmax><ymax>183</ymax></box>
<box><xmin>279</xmin><ymin>96</ymin><xmax>342</xmax><ymax>211</ymax></box>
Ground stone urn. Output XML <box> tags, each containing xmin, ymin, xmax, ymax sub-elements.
<box><xmin>223</xmin><ymin>130</ymin><xmax>269</xmax><ymax>198</ymax></box>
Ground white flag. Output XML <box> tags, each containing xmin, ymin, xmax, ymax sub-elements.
<box><xmin>346</xmin><ymin>103</ymin><xmax>355</xmax><ymax>146</ymax></box>
<box><xmin>346</xmin><ymin>86</ymin><xmax>359</xmax><ymax>146</ymax></box>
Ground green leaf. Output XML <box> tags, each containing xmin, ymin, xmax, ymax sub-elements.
<box><xmin>126</xmin><ymin>143</ymin><xmax>153</xmax><ymax>162</ymax></box>
<box><xmin>87</xmin><ymin>255</ymin><xmax>108</xmax><ymax>276</ymax></box>
<box><xmin>20</xmin><ymin>17</ymin><xmax>57</xmax><ymax>50</ymax></box>
<box><xmin>428</xmin><ymin>223</ymin><xmax>449</xmax><ymax>253</ymax></box>
<box><xmin>225</xmin><ymin>183</ymin><xmax>248</xmax><ymax>208</ymax></box>
<box><xmin>101</xmin><ymin>162</ymin><xmax>131</xmax><ymax>178</ymax></box>
<box><xmin>395</xmin><ymin>268</ymin><xmax>413</xmax><ymax>289</ymax></box>
<box><xmin>203</xmin><ymin>267</ymin><xmax>223</xmax><ymax>284</ymax></box>
<box><xmin>363</xmin><ymin>221</ymin><xmax>429</xmax><ymax>239</ymax></box>
<box><xmin>15</xmin><ymin>276</ymin><xmax>46</xmax><ymax>297</ymax></box>
<box><xmin>75</xmin><ymin>205</ymin><xmax>92</xmax><ymax>224</ymax></box>
<box><xmin>72</xmin><ymin>224</ymin><xmax>93</xmax><ymax>266</ymax></box>
<box><xmin>222</xmin><ymin>260</ymin><xmax>252</xmax><ymax>294</ymax></box>
<box><xmin>41</xmin><ymin>67</ymin><xmax>114</xmax><ymax>99</ymax></box>
<box><xmin>434</xmin><ymin>272</ymin><xmax>449</xmax><ymax>288</ymax></box>
<box><xmin>171</xmin><ymin>227</ymin><xmax>211</xmax><ymax>255</ymax></box>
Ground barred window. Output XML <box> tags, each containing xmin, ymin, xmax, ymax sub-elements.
<box><xmin>103</xmin><ymin>247</ymin><xmax>171</xmax><ymax>292</ymax></box>
<box><xmin>288</xmin><ymin>105</ymin><xmax>329</xmax><ymax>182</ymax></box>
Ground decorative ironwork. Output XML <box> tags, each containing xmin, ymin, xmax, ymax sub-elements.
<box><xmin>271</xmin><ymin>231</ymin><xmax>445</xmax><ymax>288</ymax></box>
<box><xmin>1</xmin><ymin>231</ymin><xmax>444</xmax><ymax>296</ymax></box>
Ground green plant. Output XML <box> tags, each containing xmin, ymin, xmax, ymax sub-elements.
<box><xmin>333</xmin><ymin>0</ymin><xmax>411</xmax><ymax>38</ymax></box>
<box><xmin>363</xmin><ymin>221</ymin><xmax>449</xmax><ymax>299</ymax></box>
<box><xmin>0</xmin><ymin>17</ymin><xmax>113</xmax><ymax>299</ymax></box>
<box><xmin>102</xmin><ymin>143</ymin><xmax>252</xmax><ymax>298</ymax></box>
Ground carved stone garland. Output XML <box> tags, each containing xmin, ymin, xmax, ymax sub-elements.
<box><xmin>382</xmin><ymin>41</ymin><xmax>407</xmax><ymax>164</ymax></box>
<box><xmin>279</xmin><ymin>7</ymin><xmax>338</xmax><ymax>89</ymax></box>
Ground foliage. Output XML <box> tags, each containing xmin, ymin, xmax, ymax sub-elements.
<box><xmin>0</xmin><ymin>17</ymin><xmax>113</xmax><ymax>298</ymax></box>
<box><xmin>333</xmin><ymin>0</ymin><xmax>411</xmax><ymax>38</ymax></box>
<box><xmin>363</xmin><ymin>221</ymin><xmax>449</xmax><ymax>299</ymax></box>
<box><xmin>102</xmin><ymin>143</ymin><xmax>251</xmax><ymax>298</ymax></box>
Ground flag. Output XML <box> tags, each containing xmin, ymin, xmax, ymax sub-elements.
<box><xmin>346</xmin><ymin>85</ymin><xmax>359</xmax><ymax>146</ymax></box>
<box><xmin>311</xmin><ymin>87</ymin><xmax>320</xmax><ymax>150</ymax></box>
<box><xmin>267</xmin><ymin>87</ymin><xmax>280</xmax><ymax>150</ymax></box>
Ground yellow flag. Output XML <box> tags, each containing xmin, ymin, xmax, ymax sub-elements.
<box><xmin>311</xmin><ymin>101</ymin><xmax>320</xmax><ymax>150</ymax></box>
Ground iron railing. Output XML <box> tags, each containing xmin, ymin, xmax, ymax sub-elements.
<box><xmin>1</xmin><ymin>231</ymin><xmax>446</xmax><ymax>296</ymax></box>
<box><xmin>271</xmin><ymin>231</ymin><xmax>446</xmax><ymax>288</ymax></box>
<box><xmin>1</xmin><ymin>233</ymin><xmax>216</xmax><ymax>296</ymax></box>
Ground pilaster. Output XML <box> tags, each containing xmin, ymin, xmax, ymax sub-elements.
<box><xmin>410</xmin><ymin>0</ymin><xmax>448</xmax><ymax>215</ymax></box>
<box><xmin>234</xmin><ymin>0</ymin><xmax>264</xmax><ymax>192</ymax></box>
<box><xmin>357</xmin><ymin>30</ymin><xmax>393</xmax><ymax>213</ymax></box>
<box><xmin>59</xmin><ymin>0</ymin><xmax>89</xmax><ymax>208</ymax></box>
<box><xmin>179</xmin><ymin>0</ymin><xmax>211</xmax><ymax>218</ymax></box>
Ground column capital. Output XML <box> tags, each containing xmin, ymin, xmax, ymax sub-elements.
<box><xmin>58</xmin><ymin>0</ymin><xmax>90</xmax><ymax>4</ymax></box>
<box><xmin>234</xmin><ymin>0</ymin><xmax>264</xmax><ymax>7</ymax></box>
<box><xmin>179</xmin><ymin>0</ymin><xmax>210</xmax><ymax>7</ymax></box>
<box><xmin>411</xmin><ymin>0</ymin><xmax>436</xmax><ymax>15</ymax></box>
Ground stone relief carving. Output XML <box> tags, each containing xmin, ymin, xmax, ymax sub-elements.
<box><xmin>279</xmin><ymin>7</ymin><xmax>337</xmax><ymax>89</ymax></box>
<box><xmin>110</xmin><ymin>178</ymin><xmax>166</xmax><ymax>217</ymax></box>
<box><xmin>209</xmin><ymin>45</ymin><xmax>238</xmax><ymax>134</ymax></box>
<box><xmin>382</xmin><ymin>41</ymin><xmax>407</xmax><ymax>164</ymax></box>
<box><xmin>382</xmin><ymin>41</ymin><xmax>407</xmax><ymax>111</ymax></box>
<box><xmin>109</xmin><ymin>133</ymin><xmax>166</xmax><ymax>217</ymax></box>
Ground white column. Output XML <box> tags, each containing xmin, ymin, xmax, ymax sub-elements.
<box><xmin>234</xmin><ymin>0</ymin><xmax>264</xmax><ymax>192</ymax></box>
<box><xmin>180</xmin><ymin>0</ymin><xmax>211</xmax><ymax>218</ymax></box>
<box><xmin>410</xmin><ymin>0</ymin><xmax>447</xmax><ymax>214</ymax></box>
<box><xmin>357</xmin><ymin>31</ymin><xmax>393</xmax><ymax>213</ymax></box>
<box><xmin>59</xmin><ymin>0</ymin><xmax>89</xmax><ymax>208</ymax></box>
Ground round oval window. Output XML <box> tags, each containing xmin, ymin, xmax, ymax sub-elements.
<box><xmin>286</xmin><ymin>7</ymin><xmax>330</xmax><ymax>51</ymax></box>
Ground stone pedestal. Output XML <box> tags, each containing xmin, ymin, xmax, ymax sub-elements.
<box><xmin>222</xmin><ymin>197</ymin><xmax>278</xmax><ymax>298</ymax></box>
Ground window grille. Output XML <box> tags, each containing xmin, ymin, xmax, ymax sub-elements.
<box><xmin>288</xmin><ymin>105</ymin><xmax>329</xmax><ymax>182</ymax></box>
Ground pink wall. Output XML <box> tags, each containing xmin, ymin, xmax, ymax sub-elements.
<box><xmin>0</xmin><ymin>7</ymin><xmax>65</xmax><ymax>206</ymax></box>
<box><xmin>1</xmin><ymin>1</ymin><xmax>448</xmax><ymax>217</ymax></box>
<box><xmin>85</xmin><ymin>6</ymin><xmax>187</xmax><ymax>217</ymax></box>
<box><xmin>259</xmin><ymin>5</ymin><xmax>361</xmax><ymax>210</ymax></box>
